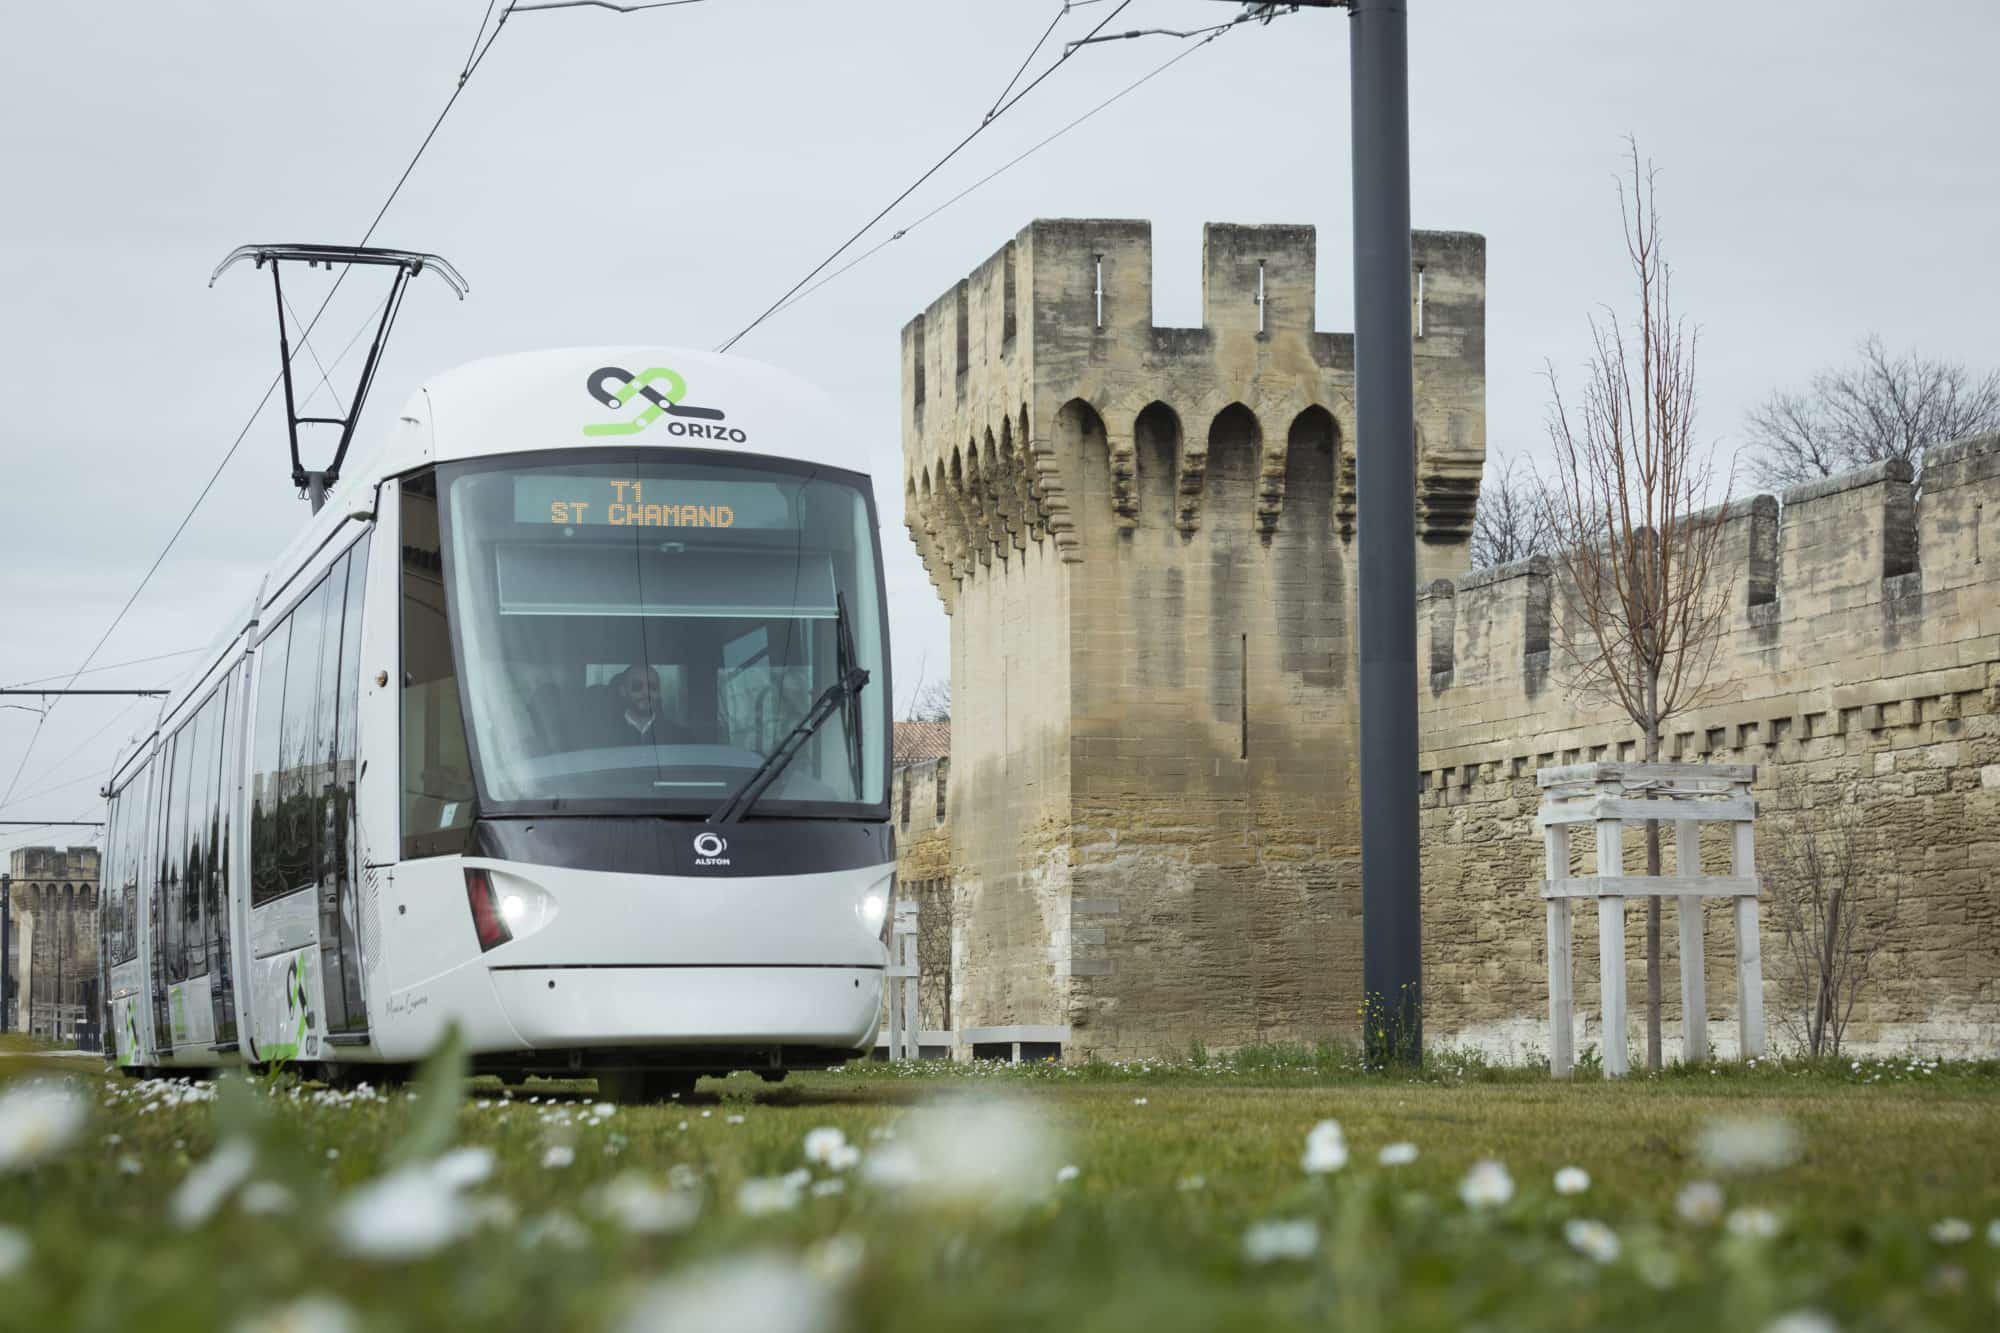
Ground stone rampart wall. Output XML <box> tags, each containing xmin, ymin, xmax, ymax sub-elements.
<box><xmin>1418</xmin><ymin>435</ymin><xmax>2000</xmax><ymax>1057</ymax></box>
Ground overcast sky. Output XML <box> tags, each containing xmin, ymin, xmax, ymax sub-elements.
<box><xmin>4</xmin><ymin>0</ymin><xmax>1997</xmax><ymax>853</ymax></box>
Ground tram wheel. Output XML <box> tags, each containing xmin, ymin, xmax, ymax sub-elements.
<box><xmin>597</xmin><ymin>1070</ymin><xmax>699</xmax><ymax>1105</ymax></box>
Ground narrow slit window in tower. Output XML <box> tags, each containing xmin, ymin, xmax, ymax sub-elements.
<box><xmin>1239</xmin><ymin>633</ymin><xmax>1249</xmax><ymax>759</ymax></box>
<box><xmin>1093</xmin><ymin>255</ymin><xmax>1104</xmax><ymax>329</ymax></box>
<box><xmin>1256</xmin><ymin>260</ymin><xmax>1267</xmax><ymax>333</ymax></box>
<box><xmin>1414</xmin><ymin>265</ymin><xmax>1426</xmax><ymax>339</ymax></box>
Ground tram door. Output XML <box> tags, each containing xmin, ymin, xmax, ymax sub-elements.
<box><xmin>210</xmin><ymin>664</ymin><xmax>243</xmax><ymax>1047</ymax></box>
<box><xmin>147</xmin><ymin>733</ymin><xmax>173</xmax><ymax>1054</ymax></box>
<box><xmin>319</xmin><ymin>543</ymin><xmax>371</xmax><ymax>1041</ymax></box>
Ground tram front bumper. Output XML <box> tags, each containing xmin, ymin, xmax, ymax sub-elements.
<box><xmin>487</xmin><ymin>963</ymin><xmax>885</xmax><ymax>1051</ymax></box>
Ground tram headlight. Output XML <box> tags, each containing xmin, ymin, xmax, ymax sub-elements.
<box><xmin>860</xmin><ymin>889</ymin><xmax>889</xmax><ymax>937</ymax></box>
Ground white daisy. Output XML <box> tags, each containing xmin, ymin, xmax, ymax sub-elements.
<box><xmin>332</xmin><ymin>1166</ymin><xmax>475</xmax><ymax>1260</ymax></box>
<box><xmin>803</xmin><ymin>1127</ymin><xmax>849</xmax><ymax>1166</ymax></box>
<box><xmin>1459</xmin><ymin>1159</ymin><xmax>1514</xmax><ymax>1209</ymax></box>
<box><xmin>170</xmin><ymin>1138</ymin><xmax>257</xmax><ymax>1229</ymax></box>
<box><xmin>1378</xmin><ymin>1142</ymin><xmax>1418</xmax><ymax>1166</ymax></box>
<box><xmin>1695</xmin><ymin>1118</ymin><xmax>1800</xmax><ymax>1174</ymax></box>
<box><xmin>1554</xmin><ymin>1166</ymin><xmax>1591</xmax><ymax>1196</ymax></box>
<box><xmin>738</xmin><ymin>1174</ymin><xmax>804</xmax><ymax>1216</ymax></box>
<box><xmin>541</xmin><ymin>1144</ymin><xmax>576</xmax><ymax>1170</ymax></box>
<box><xmin>1563</xmin><ymin>1218</ymin><xmax>1620</xmax><ymax>1264</ymax></box>
<box><xmin>595</xmin><ymin>1173</ymin><xmax>701</xmax><ymax>1235</ymax></box>
<box><xmin>0</xmin><ymin>1082</ymin><xmax>88</xmax><ymax>1172</ymax></box>
<box><xmin>230</xmin><ymin>1294</ymin><xmax>357</xmax><ymax>1333</ymax></box>
<box><xmin>1725</xmin><ymin>1207</ymin><xmax>1781</xmax><ymax>1240</ymax></box>
<box><xmin>519</xmin><ymin>1211</ymin><xmax>590</xmax><ymax>1251</ymax></box>
<box><xmin>1242</xmin><ymin>1218</ymin><xmax>1319</xmax><ymax>1264</ymax></box>
<box><xmin>239</xmin><ymin>1181</ymin><xmax>297</xmax><ymax>1216</ymax></box>
<box><xmin>1761</xmin><ymin>1312</ymin><xmax>1837</xmax><ymax>1333</ymax></box>
<box><xmin>613</xmin><ymin>1254</ymin><xmax>835</xmax><ymax>1333</ymax></box>
<box><xmin>430</xmin><ymin>1146</ymin><xmax>496</xmax><ymax>1190</ymax></box>
<box><xmin>1930</xmin><ymin>1217</ymin><xmax>1972</xmax><ymax>1245</ymax></box>
<box><xmin>1676</xmin><ymin>1180</ymin><xmax>1725</xmax><ymax>1227</ymax></box>
<box><xmin>1302</xmin><ymin>1120</ymin><xmax>1348</xmax><ymax>1174</ymax></box>
<box><xmin>0</xmin><ymin>1227</ymin><xmax>28</xmax><ymax>1279</ymax></box>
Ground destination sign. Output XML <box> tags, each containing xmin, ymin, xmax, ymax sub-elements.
<box><xmin>514</xmin><ymin>476</ymin><xmax>793</xmax><ymax>529</ymax></box>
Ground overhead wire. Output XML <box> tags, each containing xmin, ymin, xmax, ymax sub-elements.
<box><xmin>984</xmin><ymin>2</ymin><xmax>1072</xmax><ymax>124</ymax></box>
<box><xmin>2</xmin><ymin>646</ymin><xmax>205</xmax><ymax>691</ymax></box>
<box><xmin>0</xmin><ymin>1</ymin><xmax>516</xmax><ymax>815</ymax></box>
<box><xmin>280</xmin><ymin>292</ymin><xmax>349</xmax><ymax>417</ymax></box>
<box><xmin>763</xmin><ymin>10</ymin><xmax>1280</xmax><ymax>325</ymax></box>
<box><xmin>716</xmin><ymin>0</ymin><xmax>1136</xmax><ymax>353</ymax></box>
<box><xmin>299</xmin><ymin>296</ymin><xmax>393</xmax><ymax>415</ymax></box>
<box><xmin>0</xmin><ymin>696</ymin><xmax>154</xmax><ymax>816</ymax></box>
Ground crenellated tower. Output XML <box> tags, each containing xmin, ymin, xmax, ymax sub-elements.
<box><xmin>900</xmin><ymin>219</ymin><xmax>1485</xmax><ymax>1055</ymax></box>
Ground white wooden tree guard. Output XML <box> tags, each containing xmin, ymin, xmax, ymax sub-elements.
<box><xmin>1537</xmin><ymin>763</ymin><xmax>1766</xmax><ymax>1078</ymax></box>
<box><xmin>884</xmin><ymin>899</ymin><xmax>921</xmax><ymax>1062</ymax></box>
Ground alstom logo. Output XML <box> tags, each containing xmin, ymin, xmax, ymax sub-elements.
<box><xmin>584</xmin><ymin>366</ymin><xmax>748</xmax><ymax>442</ymax></box>
<box><xmin>693</xmin><ymin>831</ymin><xmax>731</xmax><ymax>867</ymax></box>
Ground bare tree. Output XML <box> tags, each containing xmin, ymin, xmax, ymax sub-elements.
<box><xmin>1541</xmin><ymin>140</ymin><xmax>1733</xmax><ymax>1071</ymax></box>
<box><xmin>1470</xmin><ymin>450</ymin><xmax>1555</xmax><ymax>569</ymax></box>
<box><xmin>1763</xmin><ymin>774</ymin><xmax>1901</xmax><ymax>1057</ymax></box>
<box><xmin>909</xmin><ymin>679</ymin><xmax>951</xmax><ymax>724</ymax></box>
<box><xmin>1745</xmin><ymin>336</ymin><xmax>2000</xmax><ymax>489</ymax></box>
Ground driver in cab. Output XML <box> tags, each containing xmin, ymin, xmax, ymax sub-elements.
<box><xmin>594</xmin><ymin>664</ymin><xmax>694</xmax><ymax>747</ymax></box>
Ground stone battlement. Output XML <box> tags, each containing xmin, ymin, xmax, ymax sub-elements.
<box><xmin>901</xmin><ymin>220</ymin><xmax>1487</xmax><ymax>610</ymax></box>
<box><xmin>1419</xmin><ymin>435</ymin><xmax>1999</xmax><ymax>779</ymax></box>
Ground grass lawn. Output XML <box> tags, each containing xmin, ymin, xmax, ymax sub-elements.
<box><xmin>1</xmin><ymin>1046</ymin><xmax>1995</xmax><ymax>1333</ymax></box>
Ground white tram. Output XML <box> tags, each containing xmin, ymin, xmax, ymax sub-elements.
<box><xmin>98</xmin><ymin>349</ymin><xmax>893</xmax><ymax>1099</ymax></box>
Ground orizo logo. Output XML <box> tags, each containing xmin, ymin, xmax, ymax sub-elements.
<box><xmin>692</xmin><ymin>831</ymin><xmax>731</xmax><ymax>866</ymax></box>
<box><xmin>584</xmin><ymin>366</ymin><xmax>749</xmax><ymax>443</ymax></box>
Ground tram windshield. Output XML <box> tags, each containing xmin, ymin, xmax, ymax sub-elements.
<box><xmin>434</xmin><ymin>451</ymin><xmax>888</xmax><ymax>819</ymax></box>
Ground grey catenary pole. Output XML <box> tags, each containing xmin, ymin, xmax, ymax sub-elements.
<box><xmin>1349</xmin><ymin>0</ymin><xmax>1422</xmax><ymax>1058</ymax></box>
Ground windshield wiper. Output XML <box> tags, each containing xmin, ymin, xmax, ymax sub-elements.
<box><xmin>708</xmin><ymin>666</ymin><xmax>869</xmax><ymax>824</ymax></box>
<box><xmin>711</xmin><ymin>593</ymin><xmax>869</xmax><ymax>825</ymax></box>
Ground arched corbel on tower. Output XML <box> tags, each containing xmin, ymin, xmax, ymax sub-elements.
<box><xmin>988</xmin><ymin>421</ymin><xmax>1028</xmax><ymax>553</ymax></box>
<box><xmin>977</xmin><ymin>428</ymin><xmax>1016</xmax><ymax>558</ymax></box>
<box><xmin>1133</xmin><ymin>402</ymin><xmax>1180</xmax><ymax>533</ymax></box>
<box><xmin>907</xmin><ymin>472</ymin><xmax>955</xmax><ymax>612</ymax></box>
<box><xmin>1192</xmin><ymin>404</ymin><xmax>1261</xmax><ymax>537</ymax></box>
<box><xmin>949</xmin><ymin>444</ymin><xmax>991</xmax><ymax>569</ymax></box>
<box><xmin>1257</xmin><ymin>403</ymin><xmax>1322</xmax><ymax>542</ymax></box>
<box><xmin>996</xmin><ymin>415</ymin><xmax>1033</xmax><ymax>551</ymax></box>
<box><xmin>1336</xmin><ymin>423</ymin><xmax>1358</xmax><ymax>542</ymax></box>
<box><xmin>1045</xmin><ymin>399</ymin><xmax>1104</xmax><ymax>563</ymax></box>
<box><xmin>1282</xmin><ymin>407</ymin><xmax>1339</xmax><ymax>535</ymax></box>
<box><xmin>934</xmin><ymin>449</ymin><xmax>974</xmax><ymax>580</ymax></box>
<box><xmin>1017</xmin><ymin>405</ymin><xmax>1054</xmax><ymax>544</ymax></box>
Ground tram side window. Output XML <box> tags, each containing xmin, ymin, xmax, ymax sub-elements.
<box><xmin>100</xmin><ymin>793</ymin><xmax>121</xmax><ymax>964</ymax></box>
<box><xmin>402</xmin><ymin>472</ymin><xmax>475</xmax><ymax>859</ymax></box>
<box><xmin>105</xmin><ymin>779</ymin><xmax>141</xmax><ymax>965</ymax></box>
<box><xmin>160</xmin><ymin>729</ymin><xmax>192</xmax><ymax>984</ymax></box>
<box><xmin>202</xmin><ymin>677</ymin><xmax>232</xmax><ymax>978</ymax></box>
<box><xmin>250</xmin><ymin>619</ymin><xmax>292</xmax><ymax>906</ymax></box>
<box><xmin>116</xmin><ymin>765</ymin><xmax>151</xmax><ymax>965</ymax></box>
<box><xmin>180</xmin><ymin>691</ymin><xmax>219</xmax><ymax>979</ymax></box>
<box><xmin>278</xmin><ymin>577</ymin><xmax>331</xmax><ymax>901</ymax></box>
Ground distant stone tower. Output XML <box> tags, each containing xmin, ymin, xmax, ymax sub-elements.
<box><xmin>900</xmin><ymin>219</ymin><xmax>1485</xmax><ymax>1055</ymax></box>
